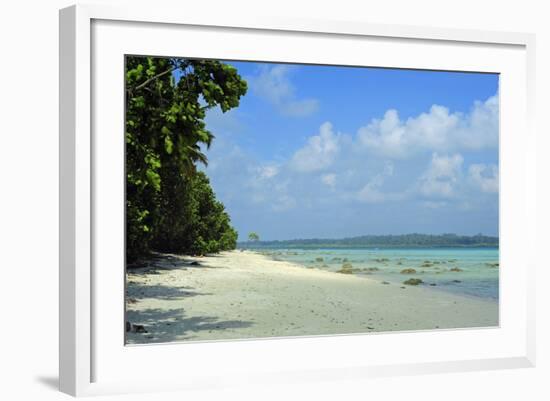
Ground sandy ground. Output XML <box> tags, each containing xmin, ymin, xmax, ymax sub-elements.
<box><xmin>126</xmin><ymin>250</ymin><xmax>498</xmax><ymax>344</ymax></box>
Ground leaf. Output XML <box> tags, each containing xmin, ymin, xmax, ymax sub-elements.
<box><xmin>164</xmin><ymin>136</ymin><xmax>173</xmax><ymax>154</ymax></box>
<box><xmin>146</xmin><ymin>169</ymin><xmax>161</xmax><ymax>191</ymax></box>
<box><xmin>196</xmin><ymin>129</ymin><xmax>211</xmax><ymax>143</ymax></box>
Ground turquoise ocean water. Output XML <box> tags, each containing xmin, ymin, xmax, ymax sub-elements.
<box><xmin>247</xmin><ymin>248</ymin><xmax>499</xmax><ymax>301</ymax></box>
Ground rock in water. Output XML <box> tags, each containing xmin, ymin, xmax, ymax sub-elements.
<box><xmin>403</xmin><ymin>278</ymin><xmax>423</xmax><ymax>286</ymax></box>
<box><xmin>133</xmin><ymin>324</ymin><xmax>147</xmax><ymax>333</ymax></box>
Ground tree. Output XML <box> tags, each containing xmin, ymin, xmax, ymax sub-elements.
<box><xmin>125</xmin><ymin>56</ymin><xmax>247</xmax><ymax>261</ymax></box>
<box><xmin>248</xmin><ymin>232</ymin><xmax>260</xmax><ymax>242</ymax></box>
<box><xmin>152</xmin><ymin>172</ymin><xmax>238</xmax><ymax>255</ymax></box>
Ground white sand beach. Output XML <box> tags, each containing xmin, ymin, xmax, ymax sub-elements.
<box><xmin>126</xmin><ymin>250</ymin><xmax>498</xmax><ymax>344</ymax></box>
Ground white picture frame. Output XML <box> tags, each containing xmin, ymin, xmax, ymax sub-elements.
<box><xmin>59</xmin><ymin>3</ymin><xmax>536</xmax><ymax>397</ymax></box>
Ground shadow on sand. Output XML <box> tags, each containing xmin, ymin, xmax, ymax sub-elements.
<box><xmin>126</xmin><ymin>307</ymin><xmax>254</xmax><ymax>344</ymax></box>
<box><xmin>127</xmin><ymin>282</ymin><xmax>212</xmax><ymax>301</ymax></box>
<box><xmin>126</xmin><ymin>253</ymin><xmax>253</xmax><ymax>344</ymax></box>
<box><xmin>127</xmin><ymin>253</ymin><xmax>226</xmax><ymax>273</ymax></box>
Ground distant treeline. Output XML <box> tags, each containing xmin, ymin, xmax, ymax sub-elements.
<box><xmin>240</xmin><ymin>233</ymin><xmax>499</xmax><ymax>249</ymax></box>
<box><xmin>125</xmin><ymin>56</ymin><xmax>247</xmax><ymax>262</ymax></box>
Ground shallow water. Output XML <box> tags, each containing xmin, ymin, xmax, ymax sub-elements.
<box><xmin>246</xmin><ymin>247</ymin><xmax>499</xmax><ymax>301</ymax></box>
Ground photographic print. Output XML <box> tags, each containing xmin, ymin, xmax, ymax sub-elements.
<box><xmin>125</xmin><ymin>56</ymin><xmax>499</xmax><ymax>344</ymax></box>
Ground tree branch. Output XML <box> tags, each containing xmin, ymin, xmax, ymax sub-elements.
<box><xmin>133</xmin><ymin>67</ymin><xmax>176</xmax><ymax>91</ymax></box>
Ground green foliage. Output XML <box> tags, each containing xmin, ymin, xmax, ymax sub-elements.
<box><xmin>248</xmin><ymin>232</ymin><xmax>260</xmax><ymax>242</ymax></box>
<box><xmin>242</xmin><ymin>233</ymin><xmax>499</xmax><ymax>249</ymax></box>
<box><xmin>152</xmin><ymin>172</ymin><xmax>238</xmax><ymax>255</ymax></box>
<box><xmin>125</xmin><ymin>56</ymin><xmax>247</xmax><ymax>261</ymax></box>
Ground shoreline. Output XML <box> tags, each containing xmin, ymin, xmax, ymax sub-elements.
<box><xmin>253</xmin><ymin>247</ymin><xmax>499</xmax><ymax>301</ymax></box>
<box><xmin>126</xmin><ymin>250</ymin><xmax>498</xmax><ymax>344</ymax></box>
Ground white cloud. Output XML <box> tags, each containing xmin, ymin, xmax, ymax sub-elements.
<box><xmin>201</xmin><ymin>91</ymin><xmax>499</xmax><ymax>234</ymax></box>
<box><xmin>321</xmin><ymin>173</ymin><xmax>337</xmax><ymax>187</ymax></box>
<box><xmin>271</xmin><ymin>194</ymin><xmax>297</xmax><ymax>212</ymax></box>
<box><xmin>357</xmin><ymin>183</ymin><xmax>386</xmax><ymax>203</ymax></box>
<box><xmin>357</xmin><ymin>162</ymin><xmax>402</xmax><ymax>203</ymax></box>
<box><xmin>418</xmin><ymin>153</ymin><xmax>464</xmax><ymax>198</ymax></box>
<box><xmin>248</xmin><ymin>65</ymin><xmax>292</xmax><ymax>103</ymax></box>
<box><xmin>468</xmin><ymin>163</ymin><xmax>499</xmax><ymax>193</ymax></box>
<box><xmin>247</xmin><ymin>65</ymin><xmax>319</xmax><ymax>117</ymax></box>
<box><xmin>422</xmin><ymin>200</ymin><xmax>448</xmax><ymax>209</ymax></box>
<box><xmin>290</xmin><ymin>122</ymin><xmax>342</xmax><ymax>172</ymax></box>
<box><xmin>282</xmin><ymin>99</ymin><xmax>319</xmax><ymax>117</ymax></box>
<box><xmin>257</xmin><ymin>164</ymin><xmax>279</xmax><ymax>179</ymax></box>
<box><xmin>357</xmin><ymin>109</ymin><xmax>408</xmax><ymax>158</ymax></box>
<box><xmin>357</xmin><ymin>95</ymin><xmax>498</xmax><ymax>158</ymax></box>
<box><xmin>247</xmin><ymin>172</ymin><xmax>297</xmax><ymax>212</ymax></box>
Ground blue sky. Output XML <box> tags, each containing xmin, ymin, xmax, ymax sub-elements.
<box><xmin>199</xmin><ymin>61</ymin><xmax>499</xmax><ymax>241</ymax></box>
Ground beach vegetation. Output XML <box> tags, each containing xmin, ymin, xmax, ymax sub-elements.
<box><xmin>151</xmin><ymin>172</ymin><xmax>238</xmax><ymax>256</ymax></box>
<box><xmin>239</xmin><ymin>234</ymin><xmax>499</xmax><ymax>249</ymax></box>
<box><xmin>400</xmin><ymin>268</ymin><xmax>417</xmax><ymax>274</ymax></box>
<box><xmin>248</xmin><ymin>232</ymin><xmax>260</xmax><ymax>242</ymax></box>
<box><xmin>125</xmin><ymin>56</ymin><xmax>247</xmax><ymax>261</ymax></box>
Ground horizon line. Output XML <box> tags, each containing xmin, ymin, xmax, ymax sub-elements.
<box><xmin>237</xmin><ymin>232</ymin><xmax>499</xmax><ymax>243</ymax></box>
